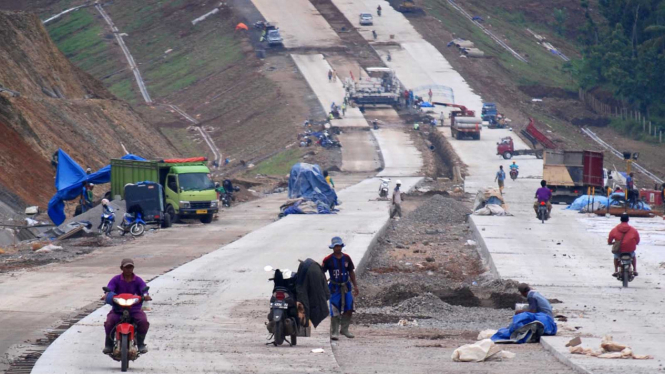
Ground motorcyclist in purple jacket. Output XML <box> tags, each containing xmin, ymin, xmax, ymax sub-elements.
<box><xmin>533</xmin><ymin>180</ymin><xmax>552</xmax><ymax>218</ymax></box>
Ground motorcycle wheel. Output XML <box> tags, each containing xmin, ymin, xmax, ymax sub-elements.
<box><xmin>101</xmin><ymin>222</ymin><xmax>110</xmax><ymax>236</ymax></box>
<box><xmin>121</xmin><ymin>334</ymin><xmax>129</xmax><ymax>372</ymax></box>
<box><xmin>274</xmin><ymin>321</ymin><xmax>285</xmax><ymax>346</ymax></box>
<box><xmin>622</xmin><ymin>266</ymin><xmax>629</xmax><ymax>288</ymax></box>
<box><xmin>540</xmin><ymin>210</ymin><xmax>545</xmax><ymax>224</ymax></box>
<box><xmin>130</xmin><ymin>223</ymin><xmax>145</xmax><ymax>236</ymax></box>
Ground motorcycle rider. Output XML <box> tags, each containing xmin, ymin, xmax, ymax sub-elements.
<box><xmin>97</xmin><ymin>199</ymin><xmax>114</xmax><ymax>231</ymax></box>
<box><xmin>533</xmin><ymin>180</ymin><xmax>552</xmax><ymax>218</ymax></box>
<box><xmin>321</xmin><ymin>237</ymin><xmax>359</xmax><ymax>340</ymax></box>
<box><xmin>103</xmin><ymin>259</ymin><xmax>151</xmax><ymax>354</ymax></box>
<box><xmin>509</xmin><ymin>161</ymin><xmax>519</xmax><ymax>178</ymax></box>
<box><xmin>608</xmin><ymin>213</ymin><xmax>640</xmax><ymax>277</ymax></box>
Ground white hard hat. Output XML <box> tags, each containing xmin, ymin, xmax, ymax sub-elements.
<box><xmin>101</xmin><ymin>199</ymin><xmax>109</xmax><ymax>205</ymax></box>
<box><xmin>396</xmin><ymin>180</ymin><xmax>402</xmax><ymax>185</ymax></box>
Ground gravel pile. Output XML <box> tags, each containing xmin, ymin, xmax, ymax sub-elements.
<box><xmin>395</xmin><ymin>292</ymin><xmax>454</xmax><ymax>315</ymax></box>
<box><xmin>406</xmin><ymin>194</ymin><xmax>470</xmax><ymax>225</ymax></box>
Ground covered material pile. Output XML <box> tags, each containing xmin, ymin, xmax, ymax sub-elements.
<box><xmin>472</xmin><ymin>188</ymin><xmax>510</xmax><ymax>216</ymax></box>
<box><xmin>491</xmin><ymin>312</ymin><xmax>557</xmax><ymax>344</ymax></box>
<box><xmin>451</xmin><ymin>339</ymin><xmax>515</xmax><ymax>362</ymax></box>
<box><xmin>281</xmin><ymin>163</ymin><xmax>337</xmax><ymax>216</ymax></box>
<box><xmin>567</xmin><ymin>193</ymin><xmax>652</xmax><ymax>212</ymax></box>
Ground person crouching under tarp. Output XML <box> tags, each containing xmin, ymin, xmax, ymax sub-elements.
<box><xmin>321</xmin><ymin>236</ymin><xmax>359</xmax><ymax>340</ymax></box>
<box><xmin>491</xmin><ymin>283</ymin><xmax>557</xmax><ymax>344</ymax></box>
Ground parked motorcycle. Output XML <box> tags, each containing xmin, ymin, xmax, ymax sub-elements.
<box><xmin>266</xmin><ymin>268</ymin><xmax>299</xmax><ymax>346</ymax></box>
<box><xmin>616</xmin><ymin>253</ymin><xmax>635</xmax><ymax>288</ymax></box>
<box><xmin>510</xmin><ymin>169</ymin><xmax>518</xmax><ymax>181</ymax></box>
<box><xmin>99</xmin><ymin>211</ymin><xmax>116</xmax><ymax>236</ymax></box>
<box><xmin>537</xmin><ymin>201</ymin><xmax>549</xmax><ymax>223</ymax></box>
<box><xmin>379</xmin><ymin>178</ymin><xmax>391</xmax><ymax>198</ymax></box>
<box><xmin>102</xmin><ymin>286</ymin><xmax>150</xmax><ymax>372</ymax></box>
<box><xmin>118</xmin><ymin>212</ymin><xmax>146</xmax><ymax>237</ymax></box>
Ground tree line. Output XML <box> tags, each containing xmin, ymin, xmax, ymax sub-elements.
<box><xmin>568</xmin><ymin>0</ymin><xmax>665</xmax><ymax>131</ymax></box>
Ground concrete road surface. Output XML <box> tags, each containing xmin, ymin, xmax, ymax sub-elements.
<box><xmin>0</xmin><ymin>194</ymin><xmax>286</xmax><ymax>371</ymax></box>
<box><xmin>251</xmin><ymin>0</ymin><xmax>341</xmax><ymax>48</ymax></box>
<box><xmin>447</xmin><ymin>126</ymin><xmax>665</xmax><ymax>373</ymax></box>
<box><xmin>373</xmin><ymin>129</ymin><xmax>423</xmax><ymax>177</ymax></box>
<box><xmin>337</xmin><ymin>130</ymin><xmax>381</xmax><ymax>172</ymax></box>
<box><xmin>291</xmin><ymin>54</ymin><xmax>367</xmax><ymax>128</ymax></box>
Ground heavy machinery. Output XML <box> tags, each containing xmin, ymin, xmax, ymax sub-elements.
<box><xmin>543</xmin><ymin>150</ymin><xmax>605</xmax><ymax>204</ymax></box>
<box><xmin>397</xmin><ymin>0</ymin><xmax>420</xmax><ymax>13</ymax></box>
<box><xmin>497</xmin><ymin>137</ymin><xmax>543</xmax><ymax>159</ymax></box>
<box><xmin>345</xmin><ymin>68</ymin><xmax>402</xmax><ymax>109</ymax></box>
<box><xmin>433</xmin><ymin>102</ymin><xmax>481</xmax><ymax>140</ymax></box>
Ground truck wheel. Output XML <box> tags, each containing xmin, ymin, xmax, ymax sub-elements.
<box><xmin>162</xmin><ymin>213</ymin><xmax>172</xmax><ymax>228</ymax></box>
<box><xmin>166</xmin><ymin>205</ymin><xmax>178</xmax><ymax>224</ymax></box>
<box><xmin>200</xmin><ymin>214</ymin><xmax>213</xmax><ymax>224</ymax></box>
<box><xmin>503</xmin><ymin>151</ymin><xmax>512</xmax><ymax>159</ymax></box>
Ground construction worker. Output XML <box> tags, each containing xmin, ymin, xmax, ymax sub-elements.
<box><xmin>321</xmin><ymin>237</ymin><xmax>359</xmax><ymax>340</ymax></box>
<box><xmin>328</xmin><ymin>69</ymin><xmax>333</xmax><ymax>82</ymax></box>
<box><xmin>413</xmin><ymin>122</ymin><xmax>420</xmax><ymax>131</ymax></box>
<box><xmin>341</xmin><ymin>102</ymin><xmax>347</xmax><ymax>117</ymax></box>
<box><xmin>428</xmin><ymin>88</ymin><xmax>433</xmax><ymax>103</ymax></box>
<box><xmin>390</xmin><ymin>180</ymin><xmax>403</xmax><ymax>219</ymax></box>
<box><xmin>81</xmin><ymin>183</ymin><xmax>94</xmax><ymax>213</ymax></box>
<box><xmin>324</xmin><ymin>171</ymin><xmax>335</xmax><ymax>189</ymax></box>
<box><xmin>494</xmin><ymin>166</ymin><xmax>505</xmax><ymax>194</ymax></box>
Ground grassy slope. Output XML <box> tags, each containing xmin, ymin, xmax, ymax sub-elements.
<box><xmin>422</xmin><ymin>0</ymin><xmax>576</xmax><ymax>89</ymax></box>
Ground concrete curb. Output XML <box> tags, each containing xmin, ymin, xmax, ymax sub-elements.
<box><xmin>467</xmin><ymin>216</ymin><xmax>499</xmax><ymax>278</ymax></box>
<box><xmin>541</xmin><ymin>337</ymin><xmax>594</xmax><ymax>374</ymax></box>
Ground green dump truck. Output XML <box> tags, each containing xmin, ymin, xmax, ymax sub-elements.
<box><xmin>111</xmin><ymin>158</ymin><xmax>218</xmax><ymax>223</ymax></box>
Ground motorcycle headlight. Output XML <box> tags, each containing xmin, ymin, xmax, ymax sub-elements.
<box><xmin>179</xmin><ymin>201</ymin><xmax>190</xmax><ymax>209</ymax></box>
<box><xmin>113</xmin><ymin>298</ymin><xmax>138</xmax><ymax>307</ymax></box>
<box><xmin>210</xmin><ymin>200</ymin><xmax>218</xmax><ymax>208</ymax></box>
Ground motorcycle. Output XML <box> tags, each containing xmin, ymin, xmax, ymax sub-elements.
<box><xmin>510</xmin><ymin>169</ymin><xmax>518</xmax><ymax>181</ymax></box>
<box><xmin>102</xmin><ymin>286</ymin><xmax>150</xmax><ymax>372</ymax></box>
<box><xmin>537</xmin><ymin>201</ymin><xmax>549</xmax><ymax>223</ymax></box>
<box><xmin>118</xmin><ymin>212</ymin><xmax>146</xmax><ymax>237</ymax></box>
<box><xmin>99</xmin><ymin>211</ymin><xmax>116</xmax><ymax>236</ymax></box>
<box><xmin>379</xmin><ymin>178</ymin><xmax>390</xmax><ymax>198</ymax></box>
<box><xmin>616</xmin><ymin>253</ymin><xmax>635</xmax><ymax>288</ymax></box>
<box><xmin>266</xmin><ymin>268</ymin><xmax>299</xmax><ymax>346</ymax></box>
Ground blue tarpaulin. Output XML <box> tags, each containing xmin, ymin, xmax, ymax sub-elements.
<box><xmin>47</xmin><ymin>149</ymin><xmax>145</xmax><ymax>225</ymax></box>
<box><xmin>566</xmin><ymin>193</ymin><xmax>651</xmax><ymax>211</ymax></box>
<box><xmin>288</xmin><ymin>163</ymin><xmax>337</xmax><ymax>209</ymax></box>
<box><xmin>491</xmin><ymin>312</ymin><xmax>557</xmax><ymax>344</ymax></box>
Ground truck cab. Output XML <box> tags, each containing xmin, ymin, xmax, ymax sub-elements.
<box><xmin>164</xmin><ymin>165</ymin><xmax>218</xmax><ymax>223</ymax></box>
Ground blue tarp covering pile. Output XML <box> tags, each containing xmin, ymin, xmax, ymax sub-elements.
<box><xmin>491</xmin><ymin>312</ymin><xmax>557</xmax><ymax>344</ymax></box>
<box><xmin>47</xmin><ymin>149</ymin><xmax>145</xmax><ymax>225</ymax></box>
<box><xmin>567</xmin><ymin>193</ymin><xmax>651</xmax><ymax>211</ymax></box>
<box><xmin>287</xmin><ymin>163</ymin><xmax>337</xmax><ymax>215</ymax></box>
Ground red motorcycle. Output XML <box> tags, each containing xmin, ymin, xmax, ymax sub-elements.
<box><xmin>102</xmin><ymin>286</ymin><xmax>149</xmax><ymax>372</ymax></box>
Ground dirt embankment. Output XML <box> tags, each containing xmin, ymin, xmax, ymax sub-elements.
<box><xmin>0</xmin><ymin>11</ymin><xmax>175</xmax><ymax>211</ymax></box>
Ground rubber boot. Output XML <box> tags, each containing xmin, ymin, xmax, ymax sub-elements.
<box><xmin>103</xmin><ymin>336</ymin><xmax>114</xmax><ymax>354</ymax></box>
<box><xmin>330</xmin><ymin>316</ymin><xmax>340</xmax><ymax>341</ymax></box>
<box><xmin>340</xmin><ymin>315</ymin><xmax>355</xmax><ymax>339</ymax></box>
<box><xmin>136</xmin><ymin>334</ymin><xmax>148</xmax><ymax>354</ymax></box>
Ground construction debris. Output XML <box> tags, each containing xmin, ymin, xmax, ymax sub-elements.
<box><xmin>451</xmin><ymin>339</ymin><xmax>515</xmax><ymax>362</ymax></box>
<box><xmin>473</xmin><ymin>188</ymin><xmax>510</xmax><ymax>216</ymax></box>
<box><xmin>569</xmin><ymin>336</ymin><xmax>654</xmax><ymax>360</ymax></box>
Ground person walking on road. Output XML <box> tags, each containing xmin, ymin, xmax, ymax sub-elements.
<box><xmin>390</xmin><ymin>180</ymin><xmax>403</xmax><ymax>220</ymax></box>
<box><xmin>328</xmin><ymin>69</ymin><xmax>333</xmax><ymax>82</ymax></box>
<box><xmin>103</xmin><ymin>259</ymin><xmax>151</xmax><ymax>354</ymax></box>
<box><xmin>428</xmin><ymin>88</ymin><xmax>433</xmax><ymax>103</ymax></box>
<box><xmin>341</xmin><ymin>102</ymin><xmax>347</xmax><ymax>117</ymax></box>
<box><xmin>322</xmin><ymin>237</ymin><xmax>359</xmax><ymax>340</ymax></box>
<box><xmin>495</xmin><ymin>166</ymin><xmax>506</xmax><ymax>194</ymax></box>
<box><xmin>608</xmin><ymin>213</ymin><xmax>640</xmax><ymax>277</ymax></box>
<box><xmin>516</xmin><ymin>283</ymin><xmax>553</xmax><ymax>317</ymax></box>
<box><xmin>332</xmin><ymin>69</ymin><xmax>338</xmax><ymax>82</ymax></box>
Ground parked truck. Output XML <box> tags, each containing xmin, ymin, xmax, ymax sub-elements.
<box><xmin>435</xmin><ymin>102</ymin><xmax>481</xmax><ymax>140</ymax></box>
<box><xmin>111</xmin><ymin>157</ymin><xmax>218</xmax><ymax>223</ymax></box>
<box><xmin>543</xmin><ymin>150</ymin><xmax>605</xmax><ymax>204</ymax></box>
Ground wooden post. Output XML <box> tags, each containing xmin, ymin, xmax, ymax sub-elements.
<box><xmin>643</xmin><ymin>117</ymin><xmax>646</xmax><ymax>132</ymax></box>
<box><xmin>649</xmin><ymin>121</ymin><xmax>652</xmax><ymax>134</ymax></box>
<box><xmin>660</xmin><ymin>130</ymin><xmax>663</xmax><ymax>143</ymax></box>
